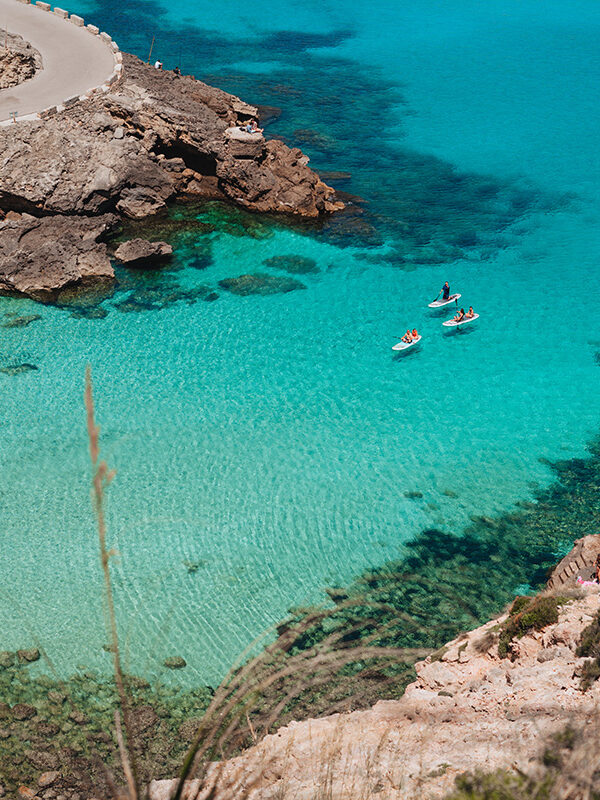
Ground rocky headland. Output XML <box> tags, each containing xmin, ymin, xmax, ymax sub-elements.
<box><xmin>0</xmin><ymin>54</ymin><xmax>343</xmax><ymax>300</ymax></box>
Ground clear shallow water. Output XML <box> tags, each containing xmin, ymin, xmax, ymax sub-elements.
<box><xmin>2</xmin><ymin>0</ymin><xmax>600</xmax><ymax>686</ymax></box>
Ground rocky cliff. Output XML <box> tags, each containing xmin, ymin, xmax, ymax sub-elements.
<box><xmin>151</xmin><ymin>535</ymin><xmax>600</xmax><ymax>800</ymax></box>
<box><xmin>0</xmin><ymin>54</ymin><xmax>343</xmax><ymax>299</ymax></box>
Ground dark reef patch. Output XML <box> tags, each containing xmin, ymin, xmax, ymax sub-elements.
<box><xmin>113</xmin><ymin>283</ymin><xmax>216</xmax><ymax>313</ymax></box>
<box><xmin>1</xmin><ymin>314</ymin><xmax>42</xmax><ymax>329</ymax></box>
<box><xmin>219</xmin><ymin>273</ymin><xmax>306</xmax><ymax>295</ymax></box>
<box><xmin>263</xmin><ymin>255</ymin><xmax>319</xmax><ymax>274</ymax></box>
<box><xmin>0</xmin><ymin>363</ymin><xmax>38</xmax><ymax>375</ymax></box>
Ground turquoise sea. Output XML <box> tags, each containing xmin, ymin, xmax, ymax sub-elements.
<box><xmin>2</xmin><ymin>0</ymin><xmax>600</xmax><ymax>687</ymax></box>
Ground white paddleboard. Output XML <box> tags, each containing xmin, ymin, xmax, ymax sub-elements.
<box><xmin>392</xmin><ymin>335</ymin><xmax>422</xmax><ymax>351</ymax></box>
<box><xmin>442</xmin><ymin>313</ymin><xmax>479</xmax><ymax>327</ymax></box>
<box><xmin>428</xmin><ymin>293</ymin><xmax>461</xmax><ymax>308</ymax></box>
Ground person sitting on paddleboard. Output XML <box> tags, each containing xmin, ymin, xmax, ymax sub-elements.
<box><xmin>412</xmin><ymin>328</ymin><xmax>418</xmax><ymax>339</ymax></box>
<box><xmin>454</xmin><ymin>308</ymin><xmax>465</xmax><ymax>323</ymax></box>
<box><xmin>465</xmin><ymin>306</ymin><xmax>474</xmax><ymax>319</ymax></box>
<box><xmin>442</xmin><ymin>281</ymin><xmax>450</xmax><ymax>301</ymax></box>
<box><xmin>402</xmin><ymin>329</ymin><xmax>413</xmax><ymax>343</ymax></box>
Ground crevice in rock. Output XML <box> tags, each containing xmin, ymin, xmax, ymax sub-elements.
<box><xmin>155</xmin><ymin>142</ymin><xmax>218</xmax><ymax>176</ymax></box>
<box><xmin>0</xmin><ymin>192</ymin><xmax>50</xmax><ymax>218</ymax></box>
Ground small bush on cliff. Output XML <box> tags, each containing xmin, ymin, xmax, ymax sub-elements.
<box><xmin>576</xmin><ymin>610</ymin><xmax>600</xmax><ymax>659</ymax></box>
<box><xmin>498</xmin><ymin>595</ymin><xmax>566</xmax><ymax>658</ymax></box>
<box><xmin>509</xmin><ymin>595</ymin><xmax>533</xmax><ymax>616</ymax></box>
<box><xmin>576</xmin><ymin>610</ymin><xmax>600</xmax><ymax>690</ymax></box>
<box><xmin>446</xmin><ymin>769</ymin><xmax>553</xmax><ymax>800</ymax></box>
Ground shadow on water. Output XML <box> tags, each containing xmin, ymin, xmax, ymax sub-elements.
<box><xmin>392</xmin><ymin>343</ymin><xmax>422</xmax><ymax>361</ymax></box>
<box><xmin>85</xmin><ymin>0</ymin><xmax>572</xmax><ymax>262</ymax></box>
<box><xmin>442</xmin><ymin>324</ymin><xmax>479</xmax><ymax>338</ymax></box>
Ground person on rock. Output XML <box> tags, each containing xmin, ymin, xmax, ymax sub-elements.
<box><xmin>245</xmin><ymin>119</ymin><xmax>263</xmax><ymax>134</ymax></box>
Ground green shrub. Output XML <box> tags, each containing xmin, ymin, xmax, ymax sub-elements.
<box><xmin>574</xmin><ymin>611</ymin><xmax>600</xmax><ymax>690</ymax></box>
<box><xmin>509</xmin><ymin>596</ymin><xmax>533</xmax><ymax>616</ymax></box>
<box><xmin>576</xmin><ymin>611</ymin><xmax>600</xmax><ymax>658</ymax></box>
<box><xmin>579</xmin><ymin>658</ymin><xmax>600</xmax><ymax>691</ymax></box>
<box><xmin>498</xmin><ymin>595</ymin><xmax>566</xmax><ymax>659</ymax></box>
<box><xmin>447</xmin><ymin>769</ymin><xmax>553</xmax><ymax>800</ymax></box>
<box><xmin>542</xmin><ymin>725</ymin><xmax>577</xmax><ymax>767</ymax></box>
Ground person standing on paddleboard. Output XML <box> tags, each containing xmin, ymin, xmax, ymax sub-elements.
<box><xmin>442</xmin><ymin>281</ymin><xmax>450</xmax><ymax>301</ymax></box>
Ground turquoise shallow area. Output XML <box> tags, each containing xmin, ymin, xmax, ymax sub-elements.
<box><xmin>2</xmin><ymin>0</ymin><xmax>600</xmax><ymax>687</ymax></box>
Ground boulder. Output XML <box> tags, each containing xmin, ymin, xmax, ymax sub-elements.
<box><xmin>163</xmin><ymin>656</ymin><xmax>186</xmax><ymax>669</ymax></box>
<box><xmin>0</xmin><ymin>651</ymin><xmax>16</xmax><ymax>668</ymax></box>
<box><xmin>113</xmin><ymin>238</ymin><xmax>173</xmax><ymax>266</ymax></box>
<box><xmin>17</xmin><ymin>648</ymin><xmax>41</xmax><ymax>663</ymax></box>
<box><xmin>0</xmin><ymin>32</ymin><xmax>42</xmax><ymax>90</ymax></box>
<box><xmin>11</xmin><ymin>703</ymin><xmax>36</xmax><ymax>720</ymax></box>
<box><xmin>37</xmin><ymin>773</ymin><xmax>60</xmax><ymax>789</ymax></box>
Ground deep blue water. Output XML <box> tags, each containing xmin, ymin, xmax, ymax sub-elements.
<box><xmin>1</xmin><ymin>0</ymin><xmax>600</xmax><ymax>686</ymax></box>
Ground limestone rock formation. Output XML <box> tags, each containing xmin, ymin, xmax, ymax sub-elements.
<box><xmin>0</xmin><ymin>54</ymin><xmax>343</xmax><ymax>299</ymax></box>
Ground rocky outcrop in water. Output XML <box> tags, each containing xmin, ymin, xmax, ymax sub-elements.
<box><xmin>0</xmin><ymin>213</ymin><xmax>114</xmax><ymax>299</ymax></box>
<box><xmin>113</xmin><ymin>238</ymin><xmax>172</xmax><ymax>266</ymax></box>
<box><xmin>0</xmin><ymin>32</ymin><xmax>41</xmax><ymax>90</ymax></box>
<box><xmin>0</xmin><ymin>54</ymin><xmax>343</xmax><ymax>300</ymax></box>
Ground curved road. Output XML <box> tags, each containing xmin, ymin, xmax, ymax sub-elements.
<box><xmin>0</xmin><ymin>0</ymin><xmax>115</xmax><ymax>122</ymax></box>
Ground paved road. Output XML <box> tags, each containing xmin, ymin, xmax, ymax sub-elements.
<box><xmin>0</xmin><ymin>0</ymin><xmax>115</xmax><ymax>121</ymax></box>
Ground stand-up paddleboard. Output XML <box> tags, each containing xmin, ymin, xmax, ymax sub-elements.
<box><xmin>428</xmin><ymin>293</ymin><xmax>461</xmax><ymax>308</ymax></box>
<box><xmin>442</xmin><ymin>313</ymin><xmax>479</xmax><ymax>328</ymax></box>
<box><xmin>392</xmin><ymin>335</ymin><xmax>422</xmax><ymax>351</ymax></box>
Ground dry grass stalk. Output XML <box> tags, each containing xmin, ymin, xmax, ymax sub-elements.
<box><xmin>85</xmin><ymin>365</ymin><xmax>138</xmax><ymax>800</ymax></box>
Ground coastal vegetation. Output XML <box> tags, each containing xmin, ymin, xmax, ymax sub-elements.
<box><xmin>497</xmin><ymin>595</ymin><xmax>567</xmax><ymax>658</ymax></box>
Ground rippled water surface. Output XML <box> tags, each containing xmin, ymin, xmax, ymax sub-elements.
<box><xmin>2</xmin><ymin>0</ymin><xmax>600</xmax><ymax>686</ymax></box>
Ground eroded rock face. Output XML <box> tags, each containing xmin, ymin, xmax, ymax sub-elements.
<box><xmin>0</xmin><ymin>54</ymin><xmax>343</xmax><ymax>299</ymax></box>
<box><xmin>0</xmin><ymin>214</ymin><xmax>115</xmax><ymax>299</ymax></box>
<box><xmin>0</xmin><ymin>33</ymin><xmax>42</xmax><ymax>90</ymax></box>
